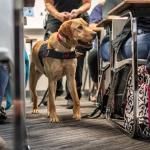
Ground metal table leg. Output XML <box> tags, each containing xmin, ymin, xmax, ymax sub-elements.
<box><xmin>14</xmin><ymin>0</ymin><xmax>30</xmax><ymax>149</ymax></box>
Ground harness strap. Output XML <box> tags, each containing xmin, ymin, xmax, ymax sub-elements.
<box><xmin>38</xmin><ymin>43</ymin><xmax>76</xmax><ymax>66</ymax></box>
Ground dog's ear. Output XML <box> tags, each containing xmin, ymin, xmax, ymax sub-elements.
<box><xmin>58</xmin><ymin>20</ymin><xmax>73</xmax><ymax>39</ymax></box>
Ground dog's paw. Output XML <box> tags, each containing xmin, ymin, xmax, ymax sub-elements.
<box><xmin>73</xmin><ymin>112</ymin><xmax>81</xmax><ymax>120</ymax></box>
<box><xmin>47</xmin><ymin>112</ymin><xmax>50</xmax><ymax>118</ymax></box>
<box><xmin>49</xmin><ymin>114</ymin><xmax>60</xmax><ymax>123</ymax></box>
<box><xmin>32</xmin><ymin>109</ymin><xmax>39</xmax><ymax>114</ymax></box>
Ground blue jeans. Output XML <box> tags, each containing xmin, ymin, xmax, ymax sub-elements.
<box><xmin>0</xmin><ymin>64</ymin><xmax>9</xmax><ymax>106</ymax></box>
<box><xmin>122</xmin><ymin>33</ymin><xmax>150</xmax><ymax>59</ymax></box>
<box><xmin>4</xmin><ymin>50</ymin><xmax>29</xmax><ymax>110</ymax></box>
<box><xmin>100</xmin><ymin>33</ymin><xmax>150</xmax><ymax>61</ymax></box>
<box><xmin>100</xmin><ymin>36</ymin><xmax>110</xmax><ymax>61</ymax></box>
<box><xmin>24</xmin><ymin>50</ymin><xmax>29</xmax><ymax>86</ymax></box>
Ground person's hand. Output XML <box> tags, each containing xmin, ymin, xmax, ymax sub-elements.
<box><xmin>70</xmin><ymin>9</ymin><xmax>80</xmax><ymax>19</ymax></box>
<box><xmin>57</xmin><ymin>12</ymin><xmax>70</xmax><ymax>22</ymax></box>
<box><xmin>89</xmin><ymin>23</ymin><xmax>103</xmax><ymax>32</ymax></box>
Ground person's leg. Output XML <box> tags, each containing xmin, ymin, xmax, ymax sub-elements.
<box><xmin>88</xmin><ymin>49</ymin><xmax>98</xmax><ymax>83</ymax></box>
<box><xmin>24</xmin><ymin>50</ymin><xmax>29</xmax><ymax>87</ymax></box>
<box><xmin>0</xmin><ymin>64</ymin><xmax>9</xmax><ymax>106</ymax></box>
<box><xmin>88</xmin><ymin>49</ymin><xmax>98</xmax><ymax>102</ymax></box>
<box><xmin>5</xmin><ymin>80</ymin><xmax>12</xmax><ymax>110</ymax></box>
<box><xmin>44</xmin><ymin>23</ymin><xmax>64</xmax><ymax>96</ymax></box>
<box><xmin>0</xmin><ymin>64</ymin><xmax>9</xmax><ymax>121</ymax></box>
<box><xmin>100</xmin><ymin>37</ymin><xmax>110</xmax><ymax>62</ymax></box>
<box><xmin>66</xmin><ymin>54</ymin><xmax>85</xmax><ymax>109</ymax></box>
<box><xmin>122</xmin><ymin>33</ymin><xmax>150</xmax><ymax>59</ymax></box>
<box><xmin>0</xmin><ymin>136</ymin><xmax>6</xmax><ymax>149</ymax></box>
<box><xmin>75</xmin><ymin>56</ymin><xmax>85</xmax><ymax>98</ymax></box>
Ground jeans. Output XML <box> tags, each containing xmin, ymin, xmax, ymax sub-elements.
<box><xmin>100</xmin><ymin>36</ymin><xmax>110</xmax><ymax>62</ymax></box>
<box><xmin>3</xmin><ymin>50</ymin><xmax>29</xmax><ymax>110</ymax></box>
<box><xmin>88</xmin><ymin>33</ymin><xmax>150</xmax><ymax>84</ymax></box>
<box><xmin>0</xmin><ymin>64</ymin><xmax>9</xmax><ymax>106</ymax></box>
<box><xmin>24</xmin><ymin>50</ymin><xmax>29</xmax><ymax>86</ymax></box>
<box><xmin>122</xmin><ymin>33</ymin><xmax>150</xmax><ymax>59</ymax></box>
<box><xmin>100</xmin><ymin>33</ymin><xmax>150</xmax><ymax>61</ymax></box>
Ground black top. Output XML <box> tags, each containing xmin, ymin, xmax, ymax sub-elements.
<box><xmin>137</xmin><ymin>17</ymin><xmax>150</xmax><ymax>32</ymax></box>
<box><xmin>47</xmin><ymin>0</ymin><xmax>82</xmax><ymax>25</ymax></box>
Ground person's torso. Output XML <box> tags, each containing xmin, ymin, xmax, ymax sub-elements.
<box><xmin>47</xmin><ymin>0</ymin><xmax>82</xmax><ymax>25</ymax></box>
<box><xmin>54</xmin><ymin>0</ymin><xmax>82</xmax><ymax>12</ymax></box>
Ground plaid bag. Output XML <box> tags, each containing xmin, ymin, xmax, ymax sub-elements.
<box><xmin>124</xmin><ymin>65</ymin><xmax>150</xmax><ymax>139</ymax></box>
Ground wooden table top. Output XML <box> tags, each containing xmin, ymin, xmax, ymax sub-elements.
<box><xmin>108</xmin><ymin>0</ymin><xmax>150</xmax><ymax>16</ymax></box>
<box><xmin>97</xmin><ymin>16</ymin><xmax>127</xmax><ymax>27</ymax></box>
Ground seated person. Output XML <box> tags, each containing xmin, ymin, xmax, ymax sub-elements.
<box><xmin>100</xmin><ymin>17</ymin><xmax>150</xmax><ymax>61</ymax></box>
<box><xmin>88</xmin><ymin>14</ymin><xmax>150</xmax><ymax>102</ymax></box>
<box><xmin>88</xmin><ymin>0</ymin><xmax>119</xmax><ymax>81</ymax></box>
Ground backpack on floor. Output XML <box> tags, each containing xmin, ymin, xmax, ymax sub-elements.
<box><xmin>124</xmin><ymin>65</ymin><xmax>150</xmax><ymax>139</ymax></box>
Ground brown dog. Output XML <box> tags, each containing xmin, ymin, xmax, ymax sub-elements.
<box><xmin>30</xmin><ymin>18</ymin><xmax>96</xmax><ymax>122</ymax></box>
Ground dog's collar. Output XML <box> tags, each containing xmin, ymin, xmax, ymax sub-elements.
<box><xmin>57</xmin><ymin>33</ymin><xmax>71</xmax><ymax>49</ymax></box>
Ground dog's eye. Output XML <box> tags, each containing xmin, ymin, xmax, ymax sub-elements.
<box><xmin>77</xmin><ymin>25</ymin><xmax>83</xmax><ymax>30</ymax></box>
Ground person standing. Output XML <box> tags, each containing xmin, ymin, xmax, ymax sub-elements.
<box><xmin>44</xmin><ymin>0</ymin><xmax>91</xmax><ymax>109</ymax></box>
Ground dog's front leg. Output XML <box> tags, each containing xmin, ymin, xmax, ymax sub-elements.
<box><xmin>48</xmin><ymin>80</ymin><xmax>59</xmax><ymax>123</ymax></box>
<box><xmin>30</xmin><ymin>63</ymin><xmax>42</xmax><ymax>114</ymax></box>
<box><xmin>67</xmin><ymin>77</ymin><xmax>81</xmax><ymax>120</ymax></box>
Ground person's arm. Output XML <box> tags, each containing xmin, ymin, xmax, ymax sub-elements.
<box><xmin>44</xmin><ymin>0</ymin><xmax>70</xmax><ymax>22</ymax></box>
<box><xmin>89</xmin><ymin>4</ymin><xmax>103</xmax><ymax>31</ymax></box>
<box><xmin>70</xmin><ymin>0</ymin><xmax>91</xmax><ymax>18</ymax></box>
<box><xmin>89</xmin><ymin>4</ymin><xmax>103</xmax><ymax>24</ymax></box>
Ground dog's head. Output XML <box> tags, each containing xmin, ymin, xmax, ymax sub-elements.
<box><xmin>58</xmin><ymin>18</ymin><xmax>96</xmax><ymax>48</ymax></box>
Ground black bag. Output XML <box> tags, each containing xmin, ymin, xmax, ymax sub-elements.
<box><xmin>112</xmin><ymin>19</ymin><xmax>131</xmax><ymax>60</ymax></box>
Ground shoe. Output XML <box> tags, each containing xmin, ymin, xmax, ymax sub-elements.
<box><xmin>0</xmin><ymin>136</ymin><xmax>6</xmax><ymax>149</ymax></box>
<box><xmin>0</xmin><ymin>107</ymin><xmax>7</xmax><ymax>123</ymax></box>
<box><xmin>89</xmin><ymin>95</ymin><xmax>97</xmax><ymax>103</ymax></box>
<box><xmin>56</xmin><ymin>90</ymin><xmax>64</xmax><ymax>97</ymax></box>
<box><xmin>100</xmin><ymin>113</ymin><xmax>106</xmax><ymax>119</ymax></box>
<box><xmin>66</xmin><ymin>99</ymin><xmax>73</xmax><ymax>109</ymax></box>
<box><xmin>42</xmin><ymin>101</ymin><xmax>47</xmax><ymax>106</ymax></box>
<box><xmin>65</xmin><ymin>94</ymin><xmax>71</xmax><ymax>100</ymax></box>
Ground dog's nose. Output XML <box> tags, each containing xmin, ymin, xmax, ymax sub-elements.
<box><xmin>92</xmin><ymin>32</ymin><xmax>97</xmax><ymax>39</ymax></box>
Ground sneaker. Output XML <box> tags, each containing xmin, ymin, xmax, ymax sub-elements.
<box><xmin>42</xmin><ymin>101</ymin><xmax>47</xmax><ymax>106</ymax></box>
<box><xmin>0</xmin><ymin>136</ymin><xmax>6</xmax><ymax>149</ymax></box>
<box><xmin>65</xmin><ymin>94</ymin><xmax>71</xmax><ymax>100</ymax></box>
<box><xmin>0</xmin><ymin>107</ymin><xmax>7</xmax><ymax>123</ymax></box>
<box><xmin>66</xmin><ymin>99</ymin><xmax>73</xmax><ymax>109</ymax></box>
<box><xmin>100</xmin><ymin>113</ymin><xmax>106</xmax><ymax>119</ymax></box>
<box><xmin>56</xmin><ymin>90</ymin><xmax>64</xmax><ymax>97</ymax></box>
